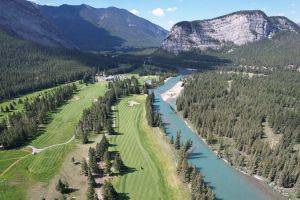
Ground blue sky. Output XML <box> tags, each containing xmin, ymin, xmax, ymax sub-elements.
<box><xmin>29</xmin><ymin>0</ymin><xmax>300</xmax><ymax>30</ymax></box>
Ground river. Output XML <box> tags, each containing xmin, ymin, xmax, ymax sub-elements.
<box><xmin>153</xmin><ymin>75</ymin><xmax>285</xmax><ymax>200</ymax></box>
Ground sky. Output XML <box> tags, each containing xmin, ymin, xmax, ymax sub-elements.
<box><xmin>28</xmin><ymin>0</ymin><xmax>300</xmax><ymax>30</ymax></box>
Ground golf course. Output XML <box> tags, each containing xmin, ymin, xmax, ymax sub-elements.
<box><xmin>0</xmin><ymin>82</ymin><xmax>106</xmax><ymax>199</ymax></box>
<box><xmin>111</xmin><ymin>95</ymin><xmax>189</xmax><ymax>200</ymax></box>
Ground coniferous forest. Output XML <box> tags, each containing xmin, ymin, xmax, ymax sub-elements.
<box><xmin>177</xmin><ymin>68</ymin><xmax>300</xmax><ymax>190</ymax></box>
<box><xmin>0</xmin><ymin>84</ymin><xmax>77</xmax><ymax>148</ymax></box>
<box><xmin>0</xmin><ymin>27</ymin><xmax>118</xmax><ymax>102</ymax></box>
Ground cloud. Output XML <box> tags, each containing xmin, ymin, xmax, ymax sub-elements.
<box><xmin>290</xmin><ymin>10</ymin><xmax>296</xmax><ymax>15</ymax></box>
<box><xmin>130</xmin><ymin>9</ymin><xmax>139</xmax><ymax>15</ymax></box>
<box><xmin>167</xmin><ymin>7</ymin><xmax>178</xmax><ymax>12</ymax></box>
<box><xmin>168</xmin><ymin>20</ymin><xmax>175</xmax><ymax>24</ymax></box>
<box><xmin>152</xmin><ymin>8</ymin><xmax>165</xmax><ymax>17</ymax></box>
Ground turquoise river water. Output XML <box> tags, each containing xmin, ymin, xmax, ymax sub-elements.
<box><xmin>153</xmin><ymin>75</ymin><xmax>285</xmax><ymax>200</ymax></box>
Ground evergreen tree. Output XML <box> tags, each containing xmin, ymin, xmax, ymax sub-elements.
<box><xmin>113</xmin><ymin>153</ymin><xmax>124</xmax><ymax>173</ymax></box>
<box><xmin>170</xmin><ymin>136</ymin><xmax>174</xmax><ymax>144</ymax></box>
<box><xmin>81</xmin><ymin>158</ymin><xmax>89</xmax><ymax>176</ymax></box>
<box><xmin>102</xmin><ymin>180</ymin><xmax>118</xmax><ymax>200</ymax></box>
<box><xmin>56</xmin><ymin>179</ymin><xmax>69</xmax><ymax>194</ymax></box>
<box><xmin>174</xmin><ymin>131</ymin><xmax>181</xmax><ymax>150</ymax></box>
<box><xmin>82</xmin><ymin>131</ymin><xmax>89</xmax><ymax>144</ymax></box>
<box><xmin>86</xmin><ymin>183</ymin><xmax>96</xmax><ymax>200</ymax></box>
<box><xmin>88</xmin><ymin>169</ymin><xmax>96</xmax><ymax>187</ymax></box>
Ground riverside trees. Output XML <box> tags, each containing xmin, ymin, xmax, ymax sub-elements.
<box><xmin>177</xmin><ymin>70</ymin><xmax>300</xmax><ymax>189</ymax></box>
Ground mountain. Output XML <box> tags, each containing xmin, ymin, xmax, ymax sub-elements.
<box><xmin>0</xmin><ymin>0</ymin><xmax>73</xmax><ymax>48</ymax></box>
<box><xmin>40</xmin><ymin>4</ymin><xmax>168</xmax><ymax>51</ymax></box>
<box><xmin>162</xmin><ymin>10</ymin><xmax>300</xmax><ymax>54</ymax></box>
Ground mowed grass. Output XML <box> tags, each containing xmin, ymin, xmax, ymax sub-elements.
<box><xmin>111</xmin><ymin>95</ymin><xmax>189</xmax><ymax>200</ymax></box>
<box><xmin>0</xmin><ymin>150</ymin><xmax>30</xmax><ymax>174</ymax></box>
<box><xmin>31</xmin><ymin>82</ymin><xmax>106</xmax><ymax>148</ymax></box>
<box><xmin>0</xmin><ymin>82</ymin><xmax>107</xmax><ymax>200</ymax></box>
<box><xmin>0</xmin><ymin>83</ymin><xmax>73</xmax><ymax>120</ymax></box>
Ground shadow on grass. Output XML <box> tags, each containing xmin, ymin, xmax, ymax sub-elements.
<box><xmin>62</xmin><ymin>188</ymin><xmax>79</xmax><ymax>194</ymax></box>
<box><xmin>118</xmin><ymin>193</ymin><xmax>130</xmax><ymax>200</ymax></box>
<box><xmin>111</xmin><ymin>166</ymin><xmax>138</xmax><ymax>177</ymax></box>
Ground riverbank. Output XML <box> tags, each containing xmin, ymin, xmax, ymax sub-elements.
<box><xmin>160</xmin><ymin>80</ymin><xmax>184</xmax><ymax>102</ymax></box>
<box><xmin>181</xmin><ymin>116</ymin><xmax>287</xmax><ymax>200</ymax></box>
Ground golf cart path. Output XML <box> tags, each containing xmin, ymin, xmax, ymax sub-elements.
<box><xmin>27</xmin><ymin>135</ymin><xmax>75</xmax><ymax>154</ymax></box>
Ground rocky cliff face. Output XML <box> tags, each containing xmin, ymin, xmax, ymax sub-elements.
<box><xmin>0</xmin><ymin>0</ymin><xmax>73</xmax><ymax>48</ymax></box>
<box><xmin>162</xmin><ymin>11</ymin><xmax>300</xmax><ymax>54</ymax></box>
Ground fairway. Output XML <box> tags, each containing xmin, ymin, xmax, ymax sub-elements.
<box><xmin>0</xmin><ymin>82</ymin><xmax>107</xmax><ymax>200</ymax></box>
<box><xmin>111</xmin><ymin>95</ymin><xmax>189</xmax><ymax>200</ymax></box>
<box><xmin>31</xmin><ymin>82</ymin><xmax>106</xmax><ymax>148</ymax></box>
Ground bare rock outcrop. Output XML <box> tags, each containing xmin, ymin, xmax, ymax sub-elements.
<box><xmin>162</xmin><ymin>11</ymin><xmax>300</xmax><ymax>54</ymax></box>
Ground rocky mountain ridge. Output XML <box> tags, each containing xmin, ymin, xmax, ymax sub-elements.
<box><xmin>40</xmin><ymin>4</ymin><xmax>168</xmax><ymax>50</ymax></box>
<box><xmin>162</xmin><ymin>10</ymin><xmax>300</xmax><ymax>54</ymax></box>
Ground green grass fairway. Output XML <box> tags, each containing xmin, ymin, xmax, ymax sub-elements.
<box><xmin>111</xmin><ymin>95</ymin><xmax>189</xmax><ymax>200</ymax></box>
<box><xmin>31</xmin><ymin>82</ymin><xmax>106</xmax><ymax>148</ymax></box>
<box><xmin>0</xmin><ymin>82</ymin><xmax>106</xmax><ymax>200</ymax></box>
<box><xmin>0</xmin><ymin>83</ymin><xmax>75</xmax><ymax>120</ymax></box>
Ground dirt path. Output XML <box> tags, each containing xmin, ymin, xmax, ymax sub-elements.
<box><xmin>27</xmin><ymin>135</ymin><xmax>75</xmax><ymax>154</ymax></box>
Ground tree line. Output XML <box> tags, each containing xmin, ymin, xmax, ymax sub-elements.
<box><xmin>177</xmin><ymin>69</ymin><xmax>300</xmax><ymax>191</ymax></box>
<box><xmin>0</xmin><ymin>84</ymin><xmax>77</xmax><ymax>149</ymax></box>
<box><xmin>75</xmin><ymin>77</ymin><xmax>142</xmax><ymax>199</ymax></box>
<box><xmin>75</xmin><ymin>76</ymin><xmax>140</xmax><ymax>143</ymax></box>
<box><xmin>171</xmin><ymin>131</ymin><xmax>215</xmax><ymax>200</ymax></box>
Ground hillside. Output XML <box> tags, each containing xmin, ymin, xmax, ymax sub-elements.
<box><xmin>215</xmin><ymin>32</ymin><xmax>300</xmax><ymax>67</ymax></box>
<box><xmin>40</xmin><ymin>5</ymin><xmax>168</xmax><ymax>50</ymax></box>
<box><xmin>0</xmin><ymin>0</ymin><xmax>73</xmax><ymax>48</ymax></box>
<box><xmin>0</xmin><ymin>27</ymin><xmax>114</xmax><ymax>102</ymax></box>
<box><xmin>162</xmin><ymin>10</ymin><xmax>300</xmax><ymax>54</ymax></box>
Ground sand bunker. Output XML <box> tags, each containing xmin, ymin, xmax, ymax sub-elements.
<box><xmin>73</xmin><ymin>96</ymin><xmax>80</xmax><ymax>101</ymax></box>
<box><xmin>128</xmin><ymin>100</ymin><xmax>140</xmax><ymax>107</ymax></box>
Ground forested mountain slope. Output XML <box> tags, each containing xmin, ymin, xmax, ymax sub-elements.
<box><xmin>0</xmin><ymin>27</ymin><xmax>114</xmax><ymax>102</ymax></box>
<box><xmin>40</xmin><ymin>5</ymin><xmax>168</xmax><ymax>50</ymax></box>
<box><xmin>214</xmin><ymin>32</ymin><xmax>300</xmax><ymax>68</ymax></box>
<box><xmin>0</xmin><ymin>0</ymin><xmax>73</xmax><ymax>48</ymax></box>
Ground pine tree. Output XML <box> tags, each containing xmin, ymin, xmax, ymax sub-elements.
<box><xmin>102</xmin><ymin>180</ymin><xmax>118</xmax><ymax>200</ymax></box>
<box><xmin>87</xmin><ymin>183</ymin><xmax>96</xmax><ymax>200</ymax></box>
<box><xmin>175</xmin><ymin>131</ymin><xmax>181</xmax><ymax>150</ymax></box>
<box><xmin>170</xmin><ymin>136</ymin><xmax>174</xmax><ymax>144</ymax></box>
<box><xmin>88</xmin><ymin>169</ymin><xmax>96</xmax><ymax>187</ymax></box>
<box><xmin>113</xmin><ymin>153</ymin><xmax>124</xmax><ymax>173</ymax></box>
<box><xmin>81</xmin><ymin>158</ymin><xmax>89</xmax><ymax>176</ymax></box>
<box><xmin>89</xmin><ymin>147</ymin><xmax>99</xmax><ymax>173</ymax></box>
<box><xmin>56</xmin><ymin>179</ymin><xmax>68</xmax><ymax>194</ymax></box>
<box><xmin>82</xmin><ymin>131</ymin><xmax>89</xmax><ymax>144</ymax></box>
